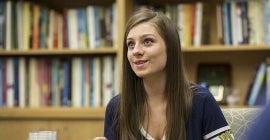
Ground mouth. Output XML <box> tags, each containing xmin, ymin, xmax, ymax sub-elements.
<box><xmin>134</xmin><ymin>60</ymin><xmax>148</xmax><ymax>65</ymax></box>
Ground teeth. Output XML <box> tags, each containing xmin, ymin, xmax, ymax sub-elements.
<box><xmin>135</xmin><ymin>61</ymin><xmax>145</xmax><ymax>64</ymax></box>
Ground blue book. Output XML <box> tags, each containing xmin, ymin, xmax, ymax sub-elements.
<box><xmin>255</xmin><ymin>80</ymin><xmax>266</xmax><ymax>105</ymax></box>
<box><xmin>94</xmin><ymin>7</ymin><xmax>100</xmax><ymax>48</ymax></box>
<box><xmin>248</xmin><ymin>62</ymin><xmax>267</xmax><ymax>106</ymax></box>
<box><xmin>13</xmin><ymin>57</ymin><xmax>19</xmax><ymax>106</ymax></box>
<box><xmin>62</xmin><ymin>59</ymin><xmax>71</xmax><ymax>106</ymax></box>
<box><xmin>90</xmin><ymin>58</ymin><xmax>94</xmax><ymax>106</ymax></box>
<box><xmin>39</xmin><ymin>8</ymin><xmax>48</xmax><ymax>49</ymax></box>
<box><xmin>77</xmin><ymin>8</ymin><xmax>88</xmax><ymax>48</ymax></box>
<box><xmin>240</xmin><ymin>2</ymin><xmax>249</xmax><ymax>44</ymax></box>
<box><xmin>223</xmin><ymin>2</ymin><xmax>232</xmax><ymax>45</ymax></box>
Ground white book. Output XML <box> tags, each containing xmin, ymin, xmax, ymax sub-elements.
<box><xmin>194</xmin><ymin>2</ymin><xmax>203</xmax><ymax>47</ymax></box>
<box><xmin>23</xmin><ymin>2</ymin><xmax>31</xmax><ymax>50</ymax></box>
<box><xmin>29</xmin><ymin>58</ymin><xmax>40</xmax><ymax>107</ymax></box>
<box><xmin>92</xmin><ymin>57</ymin><xmax>101</xmax><ymax>107</ymax></box>
<box><xmin>86</xmin><ymin>6</ymin><xmax>95</xmax><ymax>49</ymax></box>
<box><xmin>177</xmin><ymin>4</ymin><xmax>186</xmax><ymax>47</ymax></box>
<box><xmin>67</xmin><ymin>9</ymin><xmax>79</xmax><ymax>49</ymax></box>
<box><xmin>71</xmin><ymin>57</ymin><xmax>83</xmax><ymax>107</ymax></box>
<box><xmin>102</xmin><ymin>56</ymin><xmax>113</xmax><ymax>107</ymax></box>
<box><xmin>248</xmin><ymin>0</ymin><xmax>264</xmax><ymax>45</ymax></box>
<box><xmin>19</xmin><ymin>57</ymin><xmax>26</xmax><ymax>108</ymax></box>
<box><xmin>6</xmin><ymin>58</ymin><xmax>14</xmax><ymax>107</ymax></box>
<box><xmin>230</xmin><ymin>2</ymin><xmax>238</xmax><ymax>46</ymax></box>
<box><xmin>235</xmin><ymin>3</ymin><xmax>243</xmax><ymax>45</ymax></box>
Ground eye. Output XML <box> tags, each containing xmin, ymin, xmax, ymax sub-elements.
<box><xmin>144</xmin><ymin>38</ymin><xmax>154</xmax><ymax>46</ymax></box>
<box><xmin>127</xmin><ymin>41</ymin><xmax>135</xmax><ymax>48</ymax></box>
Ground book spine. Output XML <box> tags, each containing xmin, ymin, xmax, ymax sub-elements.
<box><xmin>0</xmin><ymin>1</ymin><xmax>5</xmax><ymax>49</ymax></box>
<box><xmin>248</xmin><ymin>62</ymin><xmax>267</xmax><ymax>106</ymax></box>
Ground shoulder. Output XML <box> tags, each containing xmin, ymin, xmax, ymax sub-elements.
<box><xmin>189</xmin><ymin>82</ymin><xmax>216</xmax><ymax>106</ymax></box>
<box><xmin>105</xmin><ymin>95</ymin><xmax>120</xmax><ymax>115</ymax></box>
<box><xmin>187</xmin><ymin>83</ymin><xmax>234</xmax><ymax>140</ymax></box>
<box><xmin>189</xmin><ymin>82</ymin><xmax>223</xmax><ymax>117</ymax></box>
<box><xmin>104</xmin><ymin>95</ymin><xmax>120</xmax><ymax>139</ymax></box>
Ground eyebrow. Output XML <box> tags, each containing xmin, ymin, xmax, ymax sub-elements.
<box><xmin>127</xmin><ymin>34</ymin><xmax>155</xmax><ymax>40</ymax></box>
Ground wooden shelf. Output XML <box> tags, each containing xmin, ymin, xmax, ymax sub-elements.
<box><xmin>0</xmin><ymin>108</ymin><xmax>105</xmax><ymax>119</ymax></box>
<box><xmin>182</xmin><ymin>45</ymin><xmax>270</xmax><ymax>52</ymax></box>
<box><xmin>0</xmin><ymin>48</ymin><xmax>117</xmax><ymax>56</ymax></box>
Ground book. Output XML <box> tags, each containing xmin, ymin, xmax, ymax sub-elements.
<box><xmin>6</xmin><ymin>58</ymin><xmax>14</xmax><ymax>107</ymax></box>
<box><xmin>19</xmin><ymin>57</ymin><xmax>26</xmax><ymax>108</ymax></box>
<box><xmin>0</xmin><ymin>58</ymin><xmax>3</xmax><ymax>106</ymax></box>
<box><xmin>13</xmin><ymin>57</ymin><xmax>19</xmax><ymax>106</ymax></box>
<box><xmin>102</xmin><ymin>56</ymin><xmax>114</xmax><ymax>107</ymax></box>
<box><xmin>23</xmin><ymin>2</ymin><xmax>31</xmax><ymax>50</ymax></box>
<box><xmin>71</xmin><ymin>57</ymin><xmax>83</xmax><ymax>107</ymax></box>
<box><xmin>5</xmin><ymin>1</ymin><xmax>12</xmax><ymax>50</ymax></box>
<box><xmin>247</xmin><ymin>62</ymin><xmax>267</xmax><ymax>106</ymax></box>
<box><xmin>90</xmin><ymin>57</ymin><xmax>101</xmax><ymax>107</ymax></box>
<box><xmin>223</xmin><ymin>2</ymin><xmax>232</xmax><ymax>45</ymax></box>
<box><xmin>83</xmin><ymin>57</ymin><xmax>90</xmax><ymax>107</ymax></box>
<box><xmin>29</xmin><ymin>58</ymin><xmax>40</xmax><ymax>107</ymax></box>
<box><xmin>266</xmin><ymin>57</ymin><xmax>270</xmax><ymax>103</ymax></box>
<box><xmin>16</xmin><ymin>1</ymin><xmax>24</xmax><ymax>50</ymax></box>
<box><xmin>0</xmin><ymin>1</ymin><xmax>5</xmax><ymax>49</ymax></box>
<box><xmin>62</xmin><ymin>58</ymin><xmax>71</xmax><ymax>106</ymax></box>
<box><xmin>31</xmin><ymin>4</ymin><xmax>40</xmax><ymax>49</ymax></box>
<box><xmin>67</xmin><ymin>9</ymin><xmax>78</xmax><ymax>49</ymax></box>
<box><xmin>51</xmin><ymin>58</ymin><xmax>60</xmax><ymax>106</ymax></box>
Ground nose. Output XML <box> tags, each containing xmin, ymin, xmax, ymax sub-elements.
<box><xmin>132</xmin><ymin>43</ymin><xmax>144</xmax><ymax>56</ymax></box>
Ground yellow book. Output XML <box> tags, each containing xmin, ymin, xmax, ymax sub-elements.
<box><xmin>23</xmin><ymin>2</ymin><xmax>31</xmax><ymax>50</ymax></box>
<box><xmin>184</xmin><ymin>4</ymin><xmax>192</xmax><ymax>47</ymax></box>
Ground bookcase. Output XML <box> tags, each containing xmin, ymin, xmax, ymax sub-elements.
<box><xmin>0</xmin><ymin>0</ymin><xmax>270</xmax><ymax>140</ymax></box>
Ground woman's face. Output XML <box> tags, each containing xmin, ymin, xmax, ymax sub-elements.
<box><xmin>126</xmin><ymin>22</ymin><xmax>167</xmax><ymax>79</ymax></box>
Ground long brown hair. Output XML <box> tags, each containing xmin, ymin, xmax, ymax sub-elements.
<box><xmin>120</xmin><ymin>9</ymin><xmax>193</xmax><ymax>140</ymax></box>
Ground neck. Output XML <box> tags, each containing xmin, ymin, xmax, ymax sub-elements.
<box><xmin>143</xmin><ymin>74</ymin><xmax>166</xmax><ymax>104</ymax></box>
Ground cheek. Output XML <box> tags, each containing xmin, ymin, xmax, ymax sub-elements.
<box><xmin>127</xmin><ymin>51</ymin><xmax>132</xmax><ymax>62</ymax></box>
<box><xmin>159</xmin><ymin>52</ymin><xmax>167</xmax><ymax>68</ymax></box>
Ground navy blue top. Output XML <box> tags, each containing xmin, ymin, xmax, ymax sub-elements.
<box><xmin>103</xmin><ymin>85</ymin><xmax>233</xmax><ymax>140</ymax></box>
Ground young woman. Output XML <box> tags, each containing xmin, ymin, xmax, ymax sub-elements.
<box><xmin>93</xmin><ymin>9</ymin><xmax>234</xmax><ymax>140</ymax></box>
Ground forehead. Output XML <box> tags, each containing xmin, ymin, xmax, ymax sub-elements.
<box><xmin>127</xmin><ymin>22</ymin><xmax>159</xmax><ymax>38</ymax></box>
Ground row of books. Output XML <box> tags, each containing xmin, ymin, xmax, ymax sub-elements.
<box><xmin>216</xmin><ymin>0</ymin><xmax>270</xmax><ymax>45</ymax></box>
<box><xmin>134</xmin><ymin>2</ymin><xmax>204</xmax><ymax>48</ymax></box>
<box><xmin>246</xmin><ymin>57</ymin><xmax>270</xmax><ymax>106</ymax></box>
<box><xmin>0</xmin><ymin>56</ymin><xmax>118</xmax><ymax>108</ymax></box>
<box><xmin>0</xmin><ymin>0</ymin><xmax>118</xmax><ymax>50</ymax></box>
<box><xmin>135</xmin><ymin>0</ymin><xmax>270</xmax><ymax>47</ymax></box>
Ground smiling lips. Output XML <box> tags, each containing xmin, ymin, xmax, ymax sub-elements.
<box><xmin>134</xmin><ymin>60</ymin><xmax>148</xmax><ymax>67</ymax></box>
<box><xmin>135</xmin><ymin>60</ymin><xmax>147</xmax><ymax>64</ymax></box>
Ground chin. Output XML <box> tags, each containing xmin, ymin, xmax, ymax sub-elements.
<box><xmin>134</xmin><ymin>72</ymin><xmax>147</xmax><ymax>78</ymax></box>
